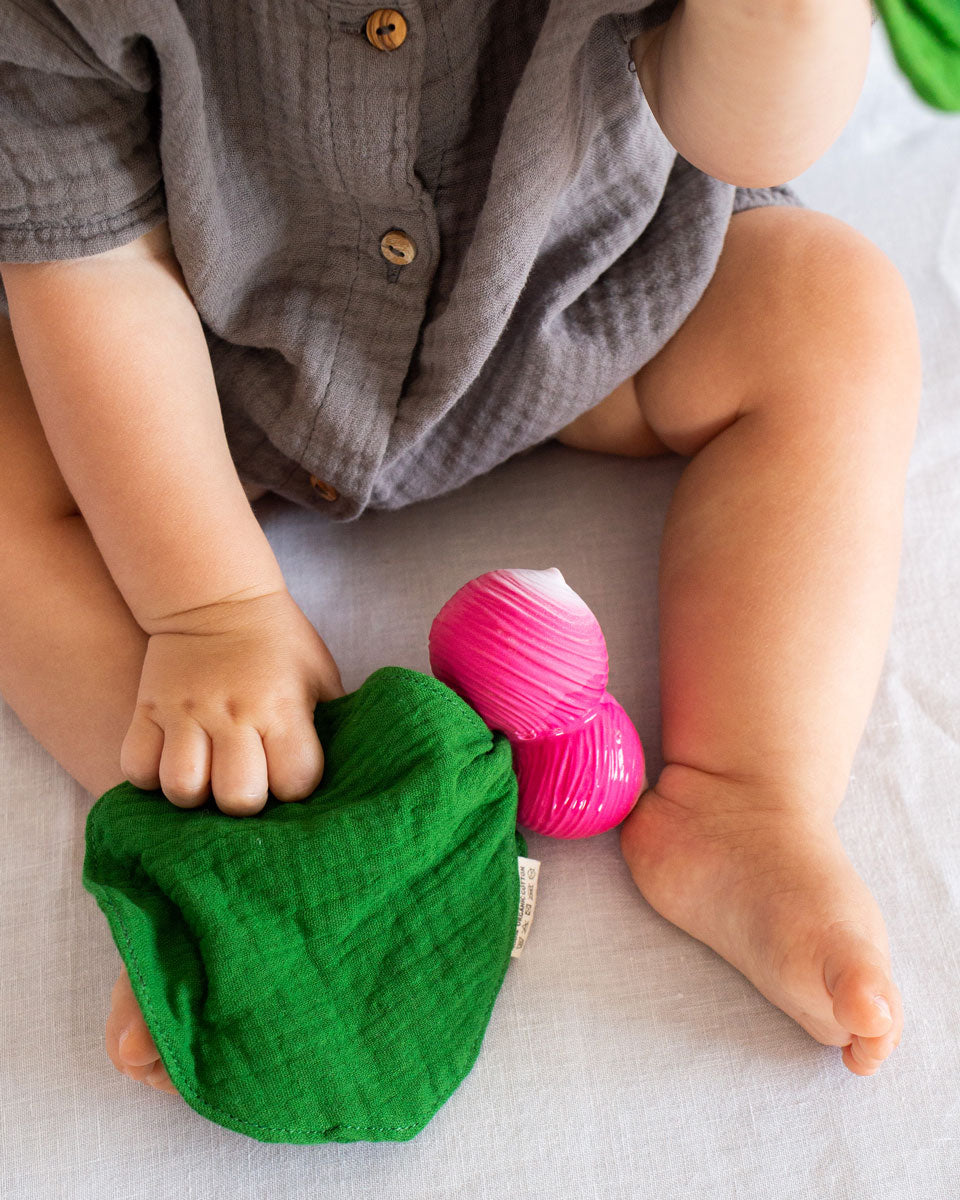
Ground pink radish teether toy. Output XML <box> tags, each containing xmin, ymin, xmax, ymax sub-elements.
<box><xmin>428</xmin><ymin>568</ymin><xmax>644</xmax><ymax>838</ymax></box>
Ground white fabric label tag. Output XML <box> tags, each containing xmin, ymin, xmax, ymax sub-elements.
<box><xmin>512</xmin><ymin>856</ymin><xmax>541</xmax><ymax>957</ymax></box>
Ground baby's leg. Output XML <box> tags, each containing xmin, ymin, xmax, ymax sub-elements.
<box><xmin>565</xmin><ymin>205</ymin><xmax>920</xmax><ymax>1074</ymax></box>
<box><xmin>0</xmin><ymin>317</ymin><xmax>149</xmax><ymax>801</ymax></box>
<box><xmin>1</xmin><ymin>314</ymin><xmax>202</xmax><ymax>1094</ymax></box>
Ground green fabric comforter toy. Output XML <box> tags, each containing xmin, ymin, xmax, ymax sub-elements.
<box><xmin>82</xmin><ymin>666</ymin><xmax>526</xmax><ymax>1144</ymax></box>
<box><xmin>874</xmin><ymin>0</ymin><xmax>960</xmax><ymax>111</ymax></box>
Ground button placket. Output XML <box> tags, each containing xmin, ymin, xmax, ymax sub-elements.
<box><xmin>367</xmin><ymin>11</ymin><xmax>416</xmax><ymax>282</ymax></box>
<box><xmin>313</xmin><ymin>2</ymin><xmax>438</xmax><ymax>507</ymax></box>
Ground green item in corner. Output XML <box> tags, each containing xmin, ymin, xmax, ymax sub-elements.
<box><xmin>874</xmin><ymin>0</ymin><xmax>960</xmax><ymax>111</ymax></box>
<box><xmin>82</xmin><ymin>666</ymin><xmax>526</xmax><ymax>1144</ymax></box>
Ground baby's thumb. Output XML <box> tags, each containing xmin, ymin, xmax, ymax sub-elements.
<box><xmin>311</xmin><ymin>637</ymin><xmax>348</xmax><ymax>701</ymax></box>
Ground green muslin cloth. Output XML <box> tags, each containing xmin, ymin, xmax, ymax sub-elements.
<box><xmin>874</xmin><ymin>0</ymin><xmax>960</xmax><ymax>111</ymax></box>
<box><xmin>82</xmin><ymin>666</ymin><xmax>526</xmax><ymax>1144</ymax></box>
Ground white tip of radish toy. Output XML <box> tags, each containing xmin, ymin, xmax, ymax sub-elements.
<box><xmin>428</xmin><ymin>568</ymin><xmax>608</xmax><ymax>739</ymax></box>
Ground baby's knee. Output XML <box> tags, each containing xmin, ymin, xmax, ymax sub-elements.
<box><xmin>743</xmin><ymin>211</ymin><xmax>922</xmax><ymax>436</ymax></box>
<box><xmin>799</xmin><ymin>214</ymin><xmax>917</xmax><ymax>364</ymax></box>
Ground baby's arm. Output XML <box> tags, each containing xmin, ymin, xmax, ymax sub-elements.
<box><xmin>0</xmin><ymin>226</ymin><xmax>344</xmax><ymax>812</ymax></box>
<box><xmin>1</xmin><ymin>222</ymin><xmax>282</xmax><ymax>624</ymax></box>
<box><xmin>631</xmin><ymin>0</ymin><xmax>873</xmax><ymax>187</ymax></box>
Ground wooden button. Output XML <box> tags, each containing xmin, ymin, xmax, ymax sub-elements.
<box><xmin>309</xmin><ymin>476</ymin><xmax>339</xmax><ymax>501</ymax></box>
<box><xmin>380</xmin><ymin>230</ymin><xmax>416</xmax><ymax>265</ymax></box>
<box><xmin>365</xmin><ymin>9</ymin><xmax>407</xmax><ymax>51</ymax></box>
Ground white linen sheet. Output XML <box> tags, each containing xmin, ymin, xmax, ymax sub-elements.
<box><xmin>2</xmin><ymin>26</ymin><xmax>958</xmax><ymax>1199</ymax></box>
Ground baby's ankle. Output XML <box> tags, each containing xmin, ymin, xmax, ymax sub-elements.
<box><xmin>642</xmin><ymin>761</ymin><xmax>840</xmax><ymax>836</ymax></box>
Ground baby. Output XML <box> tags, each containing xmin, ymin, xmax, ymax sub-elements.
<box><xmin>0</xmin><ymin>0</ymin><xmax>919</xmax><ymax>1097</ymax></box>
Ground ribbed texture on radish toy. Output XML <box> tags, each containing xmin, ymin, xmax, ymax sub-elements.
<box><xmin>429</xmin><ymin>568</ymin><xmax>607</xmax><ymax>738</ymax></box>
<box><xmin>428</xmin><ymin>568</ymin><xmax>645</xmax><ymax>838</ymax></box>
<box><xmin>511</xmin><ymin>693</ymin><xmax>644</xmax><ymax>837</ymax></box>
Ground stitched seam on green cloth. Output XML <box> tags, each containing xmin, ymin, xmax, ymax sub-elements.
<box><xmin>97</xmin><ymin>881</ymin><xmax>513</xmax><ymax>1137</ymax></box>
<box><xmin>319</xmin><ymin>666</ymin><xmax>491</xmax><ymax>726</ymax></box>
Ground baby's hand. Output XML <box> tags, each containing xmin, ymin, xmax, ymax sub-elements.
<box><xmin>120</xmin><ymin>589</ymin><xmax>345</xmax><ymax>816</ymax></box>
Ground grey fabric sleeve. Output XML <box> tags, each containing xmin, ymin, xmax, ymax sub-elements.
<box><xmin>0</xmin><ymin>2</ymin><xmax>166</xmax><ymax>265</ymax></box>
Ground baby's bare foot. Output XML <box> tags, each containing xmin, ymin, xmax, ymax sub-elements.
<box><xmin>620</xmin><ymin>767</ymin><xmax>903</xmax><ymax>1075</ymax></box>
<box><xmin>105</xmin><ymin>966</ymin><xmax>178</xmax><ymax>1095</ymax></box>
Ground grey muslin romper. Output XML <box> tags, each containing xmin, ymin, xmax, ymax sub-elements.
<box><xmin>0</xmin><ymin>0</ymin><xmax>805</xmax><ymax>522</ymax></box>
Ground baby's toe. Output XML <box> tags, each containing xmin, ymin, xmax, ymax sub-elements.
<box><xmin>113</xmin><ymin>1024</ymin><xmax>176</xmax><ymax>1092</ymax></box>
<box><xmin>824</xmin><ymin>948</ymin><xmax>896</xmax><ymax>1040</ymax></box>
<box><xmin>842</xmin><ymin>1020</ymin><xmax>901</xmax><ymax>1075</ymax></box>
<box><xmin>842</xmin><ymin>1030</ymin><xmax>893</xmax><ymax>1075</ymax></box>
<box><xmin>841</xmin><ymin>1041</ymin><xmax>878</xmax><ymax>1076</ymax></box>
<box><xmin>106</xmin><ymin>967</ymin><xmax>177</xmax><ymax>1093</ymax></box>
<box><xmin>117</xmin><ymin>1025</ymin><xmax>160</xmax><ymax>1070</ymax></box>
<box><xmin>144</xmin><ymin>1062</ymin><xmax>179</xmax><ymax>1094</ymax></box>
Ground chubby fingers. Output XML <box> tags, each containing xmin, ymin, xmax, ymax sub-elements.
<box><xmin>159</xmin><ymin>720</ymin><xmax>212</xmax><ymax>808</ymax></box>
<box><xmin>121</xmin><ymin>703</ymin><xmax>325</xmax><ymax>817</ymax></box>
<box><xmin>207</xmin><ymin>720</ymin><xmax>270</xmax><ymax>816</ymax></box>
<box><xmin>207</xmin><ymin>708</ymin><xmax>325</xmax><ymax>815</ymax></box>
<box><xmin>119</xmin><ymin>709</ymin><xmax>165</xmax><ymax>793</ymax></box>
<box><xmin>261</xmin><ymin>704</ymin><xmax>326</xmax><ymax>802</ymax></box>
